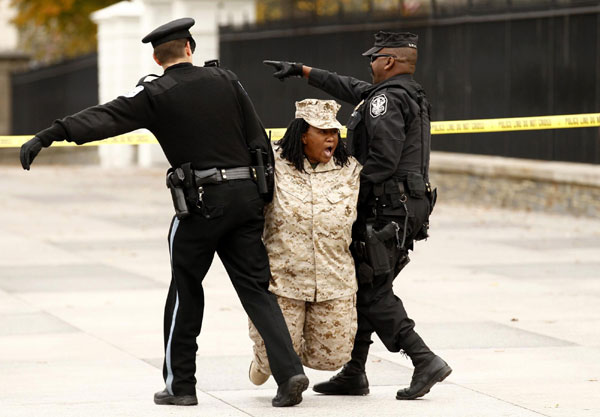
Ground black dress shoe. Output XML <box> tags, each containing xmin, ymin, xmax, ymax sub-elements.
<box><xmin>312</xmin><ymin>369</ymin><xmax>369</xmax><ymax>395</ymax></box>
<box><xmin>153</xmin><ymin>388</ymin><xmax>198</xmax><ymax>405</ymax></box>
<box><xmin>271</xmin><ymin>374</ymin><xmax>309</xmax><ymax>407</ymax></box>
<box><xmin>396</xmin><ymin>355</ymin><xmax>452</xmax><ymax>400</ymax></box>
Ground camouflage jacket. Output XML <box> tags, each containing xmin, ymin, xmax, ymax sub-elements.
<box><xmin>265</xmin><ymin>148</ymin><xmax>362</xmax><ymax>302</ymax></box>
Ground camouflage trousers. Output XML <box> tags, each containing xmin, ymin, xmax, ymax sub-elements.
<box><xmin>249</xmin><ymin>294</ymin><xmax>357</xmax><ymax>373</ymax></box>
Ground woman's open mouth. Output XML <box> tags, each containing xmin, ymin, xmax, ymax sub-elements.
<box><xmin>323</xmin><ymin>146</ymin><xmax>334</xmax><ymax>158</ymax></box>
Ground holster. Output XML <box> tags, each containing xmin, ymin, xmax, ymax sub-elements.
<box><xmin>352</xmin><ymin>220</ymin><xmax>399</xmax><ymax>285</ymax></box>
<box><xmin>366</xmin><ymin>223</ymin><xmax>395</xmax><ymax>276</ymax></box>
<box><xmin>353</xmin><ymin>244</ymin><xmax>374</xmax><ymax>285</ymax></box>
<box><xmin>180</xmin><ymin>163</ymin><xmax>200</xmax><ymax>207</ymax></box>
<box><xmin>414</xmin><ymin>182</ymin><xmax>437</xmax><ymax>241</ymax></box>
<box><xmin>250</xmin><ymin>148</ymin><xmax>274</xmax><ymax>201</ymax></box>
<box><xmin>426</xmin><ymin>183</ymin><xmax>438</xmax><ymax>214</ymax></box>
<box><xmin>166</xmin><ymin>167</ymin><xmax>190</xmax><ymax>220</ymax></box>
<box><xmin>165</xmin><ymin>164</ymin><xmax>222</xmax><ymax>219</ymax></box>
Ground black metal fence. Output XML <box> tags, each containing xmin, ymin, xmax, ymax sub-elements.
<box><xmin>221</xmin><ymin>2</ymin><xmax>600</xmax><ymax>163</ymax></box>
<box><xmin>11</xmin><ymin>54</ymin><xmax>98</xmax><ymax>135</ymax></box>
<box><xmin>9</xmin><ymin>3</ymin><xmax>599</xmax><ymax>163</ymax></box>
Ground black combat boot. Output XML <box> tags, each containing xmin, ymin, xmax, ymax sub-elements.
<box><xmin>153</xmin><ymin>388</ymin><xmax>198</xmax><ymax>405</ymax></box>
<box><xmin>312</xmin><ymin>364</ymin><xmax>370</xmax><ymax>395</ymax></box>
<box><xmin>313</xmin><ymin>335</ymin><xmax>371</xmax><ymax>395</ymax></box>
<box><xmin>396</xmin><ymin>337</ymin><xmax>452</xmax><ymax>400</ymax></box>
<box><xmin>271</xmin><ymin>374</ymin><xmax>309</xmax><ymax>407</ymax></box>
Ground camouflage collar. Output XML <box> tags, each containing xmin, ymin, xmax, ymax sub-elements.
<box><xmin>303</xmin><ymin>155</ymin><xmax>340</xmax><ymax>173</ymax></box>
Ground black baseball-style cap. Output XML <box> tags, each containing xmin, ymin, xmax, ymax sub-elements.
<box><xmin>142</xmin><ymin>17</ymin><xmax>196</xmax><ymax>52</ymax></box>
<box><xmin>362</xmin><ymin>31</ymin><xmax>418</xmax><ymax>56</ymax></box>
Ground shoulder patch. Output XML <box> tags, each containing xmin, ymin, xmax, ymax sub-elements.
<box><xmin>143</xmin><ymin>75</ymin><xmax>160</xmax><ymax>83</ymax></box>
<box><xmin>370</xmin><ymin>94</ymin><xmax>388</xmax><ymax>118</ymax></box>
<box><xmin>123</xmin><ymin>85</ymin><xmax>144</xmax><ymax>98</ymax></box>
<box><xmin>137</xmin><ymin>74</ymin><xmax>160</xmax><ymax>85</ymax></box>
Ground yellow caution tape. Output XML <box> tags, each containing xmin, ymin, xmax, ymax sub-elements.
<box><xmin>431</xmin><ymin>113</ymin><xmax>600</xmax><ymax>134</ymax></box>
<box><xmin>0</xmin><ymin>132</ymin><xmax>159</xmax><ymax>148</ymax></box>
<box><xmin>1</xmin><ymin>113</ymin><xmax>598</xmax><ymax>148</ymax></box>
<box><xmin>267</xmin><ymin>128</ymin><xmax>287</xmax><ymax>141</ymax></box>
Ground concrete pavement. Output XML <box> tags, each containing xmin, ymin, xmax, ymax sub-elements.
<box><xmin>0</xmin><ymin>165</ymin><xmax>599</xmax><ymax>417</ymax></box>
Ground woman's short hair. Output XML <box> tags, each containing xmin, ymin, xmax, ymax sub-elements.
<box><xmin>277</xmin><ymin>118</ymin><xmax>350</xmax><ymax>172</ymax></box>
<box><xmin>153</xmin><ymin>38</ymin><xmax>188</xmax><ymax>64</ymax></box>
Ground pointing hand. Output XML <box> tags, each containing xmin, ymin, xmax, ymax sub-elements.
<box><xmin>263</xmin><ymin>60</ymin><xmax>303</xmax><ymax>81</ymax></box>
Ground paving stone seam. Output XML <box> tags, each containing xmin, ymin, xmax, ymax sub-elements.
<box><xmin>9</xmin><ymin>292</ymin><xmax>160</xmax><ymax>370</ymax></box>
<box><xmin>200</xmin><ymin>390</ymin><xmax>255</xmax><ymax>416</ymax></box>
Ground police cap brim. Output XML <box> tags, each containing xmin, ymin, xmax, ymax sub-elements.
<box><xmin>142</xmin><ymin>17</ymin><xmax>195</xmax><ymax>48</ymax></box>
<box><xmin>362</xmin><ymin>46</ymin><xmax>383</xmax><ymax>57</ymax></box>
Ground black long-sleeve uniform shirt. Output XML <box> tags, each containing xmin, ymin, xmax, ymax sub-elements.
<box><xmin>308</xmin><ymin>68</ymin><xmax>430</xmax><ymax>204</ymax></box>
<box><xmin>36</xmin><ymin>62</ymin><xmax>271</xmax><ymax>170</ymax></box>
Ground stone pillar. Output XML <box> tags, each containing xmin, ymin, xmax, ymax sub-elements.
<box><xmin>0</xmin><ymin>0</ymin><xmax>18</xmax><ymax>52</ymax></box>
<box><xmin>92</xmin><ymin>0</ymin><xmax>144</xmax><ymax>167</ymax></box>
<box><xmin>180</xmin><ymin>0</ymin><xmax>256</xmax><ymax>61</ymax></box>
<box><xmin>218</xmin><ymin>0</ymin><xmax>256</xmax><ymax>28</ymax></box>
<box><xmin>93</xmin><ymin>0</ymin><xmax>257</xmax><ymax>167</ymax></box>
<box><xmin>0</xmin><ymin>0</ymin><xmax>28</xmax><ymax>136</ymax></box>
<box><xmin>135</xmin><ymin>0</ymin><xmax>176</xmax><ymax>168</ymax></box>
<box><xmin>0</xmin><ymin>53</ymin><xmax>29</xmax><ymax>135</ymax></box>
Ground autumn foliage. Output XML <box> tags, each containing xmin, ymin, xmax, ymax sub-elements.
<box><xmin>10</xmin><ymin>0</ymin><xmax>121</xmax><ymax>63</ymax></box>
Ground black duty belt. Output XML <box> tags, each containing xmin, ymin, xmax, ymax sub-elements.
<box><xmin>393</xmin><ymin>171</ymin><xmax>424</xmax><ymax>183</ymax></box>
<box><xmin>193</xmin><ymin>167</ymin><xmax>253</xmax><ymax>185</ymax></box>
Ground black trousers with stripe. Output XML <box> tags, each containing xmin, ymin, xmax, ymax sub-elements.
<box><xmin>162</xmin><ymin>180</ymin><xmax>304</xmax><ymax>395</ymax></box>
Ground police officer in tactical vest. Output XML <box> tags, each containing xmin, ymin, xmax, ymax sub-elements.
<box><xmin>20</xmin><ymin>17</ymin><xmax>309</xmax><ymax>408</ymax></box>
<box><xmin>264</xmin><ymin>31</ymin><xmax>452</xmax><ymax>400</ymax></box>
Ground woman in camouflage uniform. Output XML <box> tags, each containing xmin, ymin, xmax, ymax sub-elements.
<box><xmin>248</xmin><ymin>98</ymin><xmax>362</xmax><ymax>384</ymax></box>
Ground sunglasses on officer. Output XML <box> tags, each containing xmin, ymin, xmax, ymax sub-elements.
<box><xmin>369</xmin><ymin>53</ymin><xmax>397</xmax><ymax>63</ymax></box>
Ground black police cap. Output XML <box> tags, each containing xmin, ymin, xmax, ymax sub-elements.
<box><xmin>362</xmin><ymin>31</ymin><xmax>418</xmax><ymax>56</ymax></box>
<box><xmin>142</xmin><ymin>17</ymin><xmax>196</xmax><ymax>51</ymax></box>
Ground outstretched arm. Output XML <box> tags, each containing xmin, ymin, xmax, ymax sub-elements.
<box><xmin>263</xmin><ymin>60</ymin><xmax>371</xmax><ymax>106</ymax></box>
<box><xmin>20</xmin><ymin>87</ymin><xmax>153</xmax><ymax>170</ymax></box>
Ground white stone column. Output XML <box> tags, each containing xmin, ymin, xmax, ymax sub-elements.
<box><xmin>218</xmin><ymin>0</ymin><xmax>256</xmax><ymax>28</ymax></box>
<box><xmin>178</xmin><ymin>0</ymin><xmax>221</xmax><ymax>63</ymax></box>
<box><xmin>93</xmin><ymin>0</ymin><xmax>257</xmax><ymax>167</ymax></box>
<box><xmin>136</xmin><ymin>0</ymin><xmax>173</xmax><ymax>168</ymax></box>
<box><xmin>182</xmin><ymin>0</ymin><xmax>256</xmax><ymax>62</ymax></box>
<box><xmin>0</xmin><ymin>0</ymin><xmax>18</xmax><ymax>52</ymax></box>
<box><xmin>92</xmin><ymin>0</ymin><xmax>144</xmax><ymax>167</ymax></box>
<box><xmin>0</xmin><ymin>1</ymin><xmax>28</xmax><ymax>136</ymax></box>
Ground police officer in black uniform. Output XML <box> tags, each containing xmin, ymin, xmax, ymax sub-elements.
<box><xmin>20</xmin><ymin>17</ymin><xmax>309</xmax><ymax>408</ymax></box>
<box><xmin>264</xmin><ymin>31</ymin><xmax>451</xmax><ymax>400</ymax></box>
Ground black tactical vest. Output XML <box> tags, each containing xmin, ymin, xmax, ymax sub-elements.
<box><xmin>346</xmin><ymin>76</ymin><xmax>431</xmax><ymax>182</ymax></box>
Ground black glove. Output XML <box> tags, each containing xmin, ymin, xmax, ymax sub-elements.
<box><xmin>20</xmin><ymin>137</ymin><xmax>45</xmax><ymax>170</ymax></box>
<box><xmin>263</xmin><ymin>60</ymin><xmax>303</xmax><ymax>81</ymax></box>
